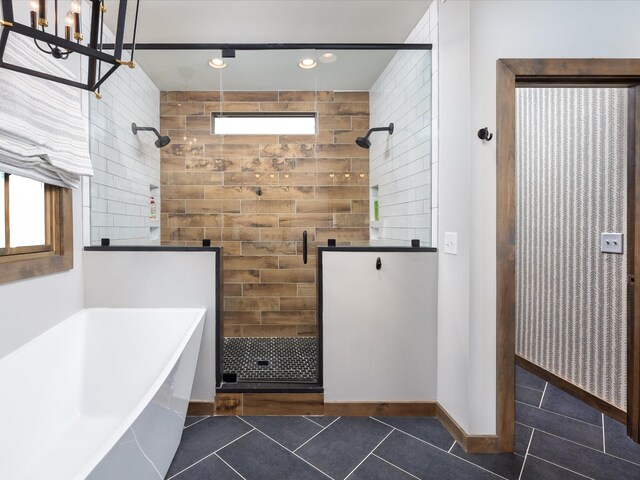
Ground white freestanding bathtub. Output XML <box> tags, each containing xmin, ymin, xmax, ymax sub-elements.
<box><xmin>0</xmin><ymin>308</ymin><xmax>206</xmax><ymax>480</ymax></box>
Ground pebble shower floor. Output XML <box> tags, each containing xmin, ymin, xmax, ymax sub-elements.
<box><xmin>223</xmin><ymin>337</ymin><xmax>318</xmax><ymax>383</ymax></box>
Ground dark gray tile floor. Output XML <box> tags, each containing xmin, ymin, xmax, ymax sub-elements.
<box><xmin>166</xmin><ymin>366</ymin><xmax>640</xmax><ymax>479</ymax></box>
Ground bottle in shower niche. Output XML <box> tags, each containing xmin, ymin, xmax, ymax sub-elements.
<box><xmin>150</xmin><ymin>196</ymin><xmax>157</xmax><ymax>220</ymax></box>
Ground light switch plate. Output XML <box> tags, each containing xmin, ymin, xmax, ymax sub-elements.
<box><xmin>444</xmin><ymin>232</ymin><xmax>458</xmax><ymax>255</ymax></box>
<box><xmin>601</xmin><ymin>232</ymin><xmax>623</xmax><ymax>254</ymax></box>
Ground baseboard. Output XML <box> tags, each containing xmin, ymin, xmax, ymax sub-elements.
<box><xmin>516</xmin><ymin>355</ymin><xmax>627</xmax><ymax>425</ymax></box>
<box><xmin>324</xmin><ymin>402</ymin><xmax>436</xmax><ymax>417</ymax></box>
<box><xmin>436</xmin><ymin>404</ymin><xmax>501</xmax><ymax>453</ymax></box>
<box><xmin>190</xmin><ymin>397</ymin><xmax>502</xmax><ymax>453</ymax></box>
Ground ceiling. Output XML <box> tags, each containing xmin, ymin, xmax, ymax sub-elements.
<box><xmin>102</xmin><ymin>0</ymin><xmax>432</xmax><ymax>91</ymax></box>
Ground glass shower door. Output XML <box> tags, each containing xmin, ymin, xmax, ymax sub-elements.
<box><xmin>218</xmin><ymin>50</ymin><xmax>321</xmax><ymax>384</ymax></box>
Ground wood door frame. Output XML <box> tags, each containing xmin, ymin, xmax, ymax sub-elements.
<box><xmin>496</xmin><ymin>59</ymin><xmax>640</xmax><ymax>452</ymax></box>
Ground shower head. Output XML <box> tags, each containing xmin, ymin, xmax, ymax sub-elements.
<box><xmin>355</xmin><ymin>136</ymin><xmax>372</xmax><ymax>149</ymax></box>
<box><xmin>155</xmin><ymin>135</ymin><xmax>171</xmax><ymax>148</ymax></box>
<box><xmin>355</xmin><ymin>123</ymin><xmax>394</xmax><ymax>149</ymax></box>
<box><xmin>131</xmin><ymin>122</ymin><xmax>171</xmax><ymax>149</ymax></box>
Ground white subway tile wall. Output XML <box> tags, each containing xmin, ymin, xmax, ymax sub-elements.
<box><xmin>81</xmin><ymin>6</ymin><xmax>161</xmax><ymax>246</ymax></box>
<box><xmin>369</xmin><ymin>2</ymin><xmax>438</xmax><ymax>246</ymax></box>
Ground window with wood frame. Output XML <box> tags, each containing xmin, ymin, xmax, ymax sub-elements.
<box><xmin>0</xmin><ymin>172</ymin><xmax>73</xmax><ymax>284</ymax></box>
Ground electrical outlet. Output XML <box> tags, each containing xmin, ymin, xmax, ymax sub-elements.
<box><xmin>444</xmin><ymin>232</ymin><xmax>458</xmax><ymax>255</ymax></box>
<box><xmin>601</xmin><ymin>232</ymin><xmax>623</xmax><ymax>254</ymax></box>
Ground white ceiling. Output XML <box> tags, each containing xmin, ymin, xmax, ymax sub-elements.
<box><xmin>103</xmin><ymin>0</ymin><xmax>432</xmax><ymax>91</ymax></box>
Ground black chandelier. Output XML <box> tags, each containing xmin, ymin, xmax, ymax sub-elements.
<box><xmin>0</xmin><ymin>0</ymin><xmax>140</xmax><ymax>95</ymax></box>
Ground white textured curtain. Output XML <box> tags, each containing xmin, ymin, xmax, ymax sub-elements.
<box><xmin>0</xmin><ymin>33</ymin><xmax>93</xmax><ymax>188</ymax></box>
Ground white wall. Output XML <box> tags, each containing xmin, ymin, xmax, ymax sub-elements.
<box><xmin>437</xmin><ymin>0</ymin><xmax>472</xmax><ymax>432</ymax></box>
<box><xmin>322</xmin><ymin>251</ymin><xmax>438</xmax><ymax>402</ymax></box>
<box><xmin>369</xmin><ymin>2</ymin><xmax>437</xmax><ymax>247</ymax></box>
<box><xmin>83</xmin><ymin>250</ymin><xmax>218</xmax><ymax>401</ymax></box>
<box><xmin>0</xmin><ymin>190</ymin><xmax>84</xmax><ymax>358</ymax></box>
<box><xmin>438</xmin><ymin>0</ymin><xmax>640</xmax><ymax>434</ymax></box>
<box><xmin>83</xmin><ymin>5</ymin><xmax>161</xmax><ymax>246</ymax></box>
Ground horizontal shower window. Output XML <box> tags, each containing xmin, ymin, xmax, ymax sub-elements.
<box><xmin>212</xmin><ymin>113</ymin><xmax>316</xmax><ymax>135</ymax></box>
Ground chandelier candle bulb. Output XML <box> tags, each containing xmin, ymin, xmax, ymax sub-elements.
<box><xmin>71</xmin><ymin>0</ymin><xmax>81</xmax><ymax>41</ymax></box>
<box><xmin>38</xmin><ymin>0</ymin><xmax>47</xmax><ymax>27</ymax></box>
<box><xmin>64</xmin><ymin>12</ymin><xmax>73</xmax><ymax>41</ymax></box>
<box><xmin>29</xmin><ymin>0</ymin><xmax>38</xmax><ymax>28</ymax></box>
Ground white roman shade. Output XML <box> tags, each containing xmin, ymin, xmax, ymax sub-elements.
<box><xmin>0</xmin><ymin>34</ymin><xmax>93</xmax><ymax>189</ymax></box>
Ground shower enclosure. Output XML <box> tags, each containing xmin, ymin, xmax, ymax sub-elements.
<box><xmin>88</xmin><ymin>44</ymin><xmax>432</xmax><ymax>389</ymax></box>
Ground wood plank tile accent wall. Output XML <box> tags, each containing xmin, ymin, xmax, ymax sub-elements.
<box><xmin>160</xmin><ymin>91</ymin><xmax>370</xmax><ymax>338</ymax></box>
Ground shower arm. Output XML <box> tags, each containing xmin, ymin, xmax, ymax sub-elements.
<box><xmin>365</xmin><ymin>126</ymin><xmax>390</xmax><ymax>137</ymax></box>
<box><xmin>363</xmin><ymin>123</ymin><xmax>395</xmax><ymax>139</ymax></box>
<box><xmin>132</xmin><ymin>125</ymin><xmax>161</xmax><ymax>137</ymax></box>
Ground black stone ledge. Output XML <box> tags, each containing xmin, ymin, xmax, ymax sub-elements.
<box><xmin>318</xmin><ymin>246</ymin><xmax>437</xmax><ymax>253</ymax></box>
<box><xmin>217</xmin><ymin>383</ymin><xmax>324</xmax><ymax>394</ymax></box>
<box><xmin>84</xmin><ymin>246</ymin><xmax>221</xmax><ymax>252</ymax></box>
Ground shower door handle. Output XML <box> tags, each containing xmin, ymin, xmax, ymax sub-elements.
<box><xmin>303</xmin><ymin>230</ymin><xmax>308</xmax><ymax>264</ymax></box>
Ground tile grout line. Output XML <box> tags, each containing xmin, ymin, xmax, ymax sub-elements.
<box><xmin>303</xmin><ymin>416</ymin><xmax>326</xmax><ymax>428</ymax></box>
<box><xmin>516</xmin><ymin>400</ymin><xmax>603</xmax><ymax>428</ymax></box>
<box><xmin>344</xmin><ymin>428</ymin><xmax>396</xmax><ymax>480</ymax></box>
<box><xmin>514</xmin><ymin>421</ymin><xmax>640</xmax><ymax>468</ymax></box>
<box><xmin>516</xmin><ymin>383</ymin><xmax>547</xmax><ymax>394</ymax></box>
<box><xmin>445</xmin><ymin>442</ymin><xmax>510</xmax><ymax>479</ymax></box>
<box><xmin>237</xmin><ymin>416</ymin><xmax>335</xmax><ymax>479</ymax></box>
<box><xmin>369</xmin><ymin>417</ymin><xmax>508</xmax><ymax>480</ymax></box>
<box><xmin>293</xmin><ymin>416</ymin><xmax>342</xmax><ymax>453</ymax></box>
<box><xmin>538</xmin><ymin>382</ymin><xmax>548</xmax><ymax>408</ymax></box>
<box><xmin>167</xmin><ymin>428</ymin><xmax>256</xmax><ymax>480</ymax></box>
<box><xmin>214</xmin><ymin>452</ymin><xmax>248</xmax><ymax>480</ymax></box>
<box><xmin>602</xmin><ymin>413</ymin><xmax>606</xmax><ymax>453</ymax></box>
<box><xmin>447</xmin><ymin>440</ymin><xmax>456</xmax><ymax>453</ymax></box>
<box><xmin>527</xmin><ymin>454</ymin><xmax>594</xmax><ymax>479</ymax></box>
<box><xmin>517</xmin><ymin>427</ymin><xmax>535</xmax><ymax>480</ymax></box>
<box><xmin>183</xmin><ymin>416</ymin><xmax>209</xmax><ymax>430</ymax></box>
<box><xmin>369</xmin><ymin>417</ymin><xmax>451</xmax><ymax>454</ymax></box>
<box><xmin>371</xmin><ymin>453</ymin><xmax>421</xmax><ymax>480</ymax></box>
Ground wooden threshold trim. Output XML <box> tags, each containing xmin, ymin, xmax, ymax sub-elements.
<box><xmin>436</xmin><ymin>404</ymin><xmax>500</xmax><ymax>454</ymax></box>
<box><xmin>324</xmin><ymin>402</ymin><xmax>436</xmax><ymax>417</ymax></box>
<box><xmin>243</xmin><ymin>393</ymin><xmax>324</xmax><ymax>416</ymax></box>
<box><xmin>187</xmin><ymin>401</ymin><xmax>216</xmax><ymax>416</ymax></box>
<box><xmin>516</xmin><ymin>355</ymin><xmax>627</xmax><ymax>424</ymax></box>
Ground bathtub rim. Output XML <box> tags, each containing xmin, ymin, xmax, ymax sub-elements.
<box><xmin>1</xmin><ymin>307</ymin><xmax>207</xmax><ymax>480</ymax></box>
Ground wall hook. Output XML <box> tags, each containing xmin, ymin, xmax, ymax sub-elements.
<box><xmin>376</xmin><ymin>257</ymin><xmax>382</xmax><ymax>270</ymax></box>
<box><xmin>256</xmin><ymin>186</ymin><xmax>263</xmax><ymax>197</ymax></box>
<box><xmin>477</xmin><ymin>127</ymin><xmax>493</xmax><ymax>141</ymax></box>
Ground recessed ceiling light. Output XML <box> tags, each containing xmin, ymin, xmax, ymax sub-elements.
<box><xmin>299</xmin><ymin>58</ymin><xmax>317</xmax><ymax>69</ymax></box>
<box><xmin>319</xmin><ymin>52</ymin><xmax>337</xmax><ymax>63</ymax></box>
<box><xmin>208</xmin><ymin>58</ymin><xmax>227</xmax><ymax>69</ymax></box>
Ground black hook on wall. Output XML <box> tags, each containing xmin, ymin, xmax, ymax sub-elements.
<box><xmin>477</xmin><ymin>127</ymin><xmax>493</xmax><ymax>141</ymax></box>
